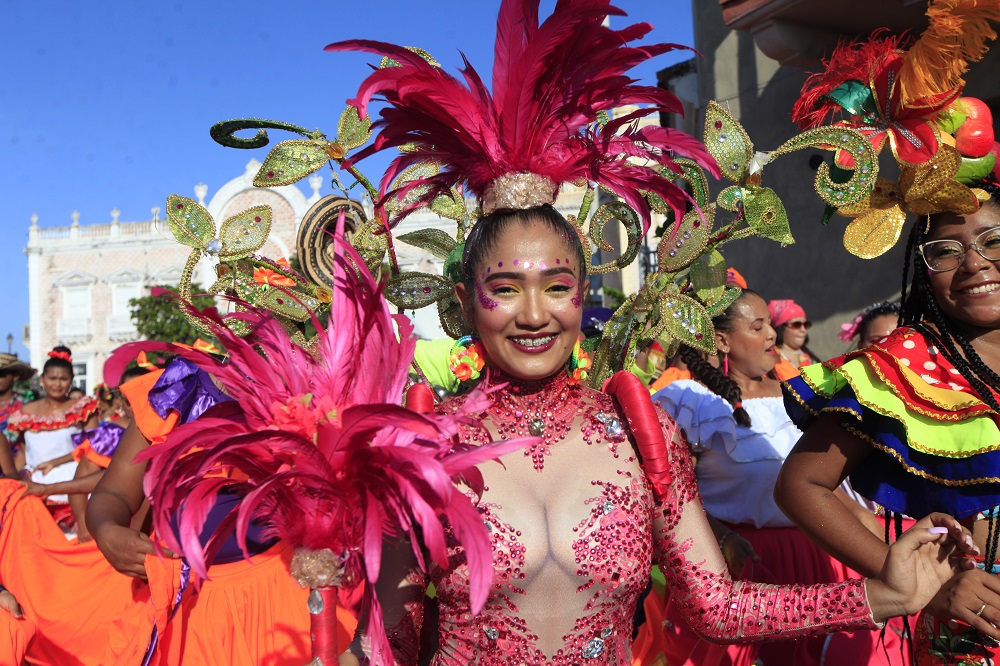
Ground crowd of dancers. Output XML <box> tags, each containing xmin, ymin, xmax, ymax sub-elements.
<box><xmin>6</xmin><ymin>0</ymin><xmax>1000</xmax><ymax>664</ymax></box>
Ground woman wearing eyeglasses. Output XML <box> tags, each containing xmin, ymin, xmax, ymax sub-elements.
<box><xmin>768</xmin><ymin>300</ymin><xmax>817</xmax><ymax>381</ymax></box>
<box><xmin>777</xmin><ymin>181</ymin><xmax>1000</xmax><ymax>662</ymax></box>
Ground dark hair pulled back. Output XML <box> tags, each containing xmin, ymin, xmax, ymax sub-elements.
<box><xmin>857</xmin><ymin>301</ymin><xmax>902</xmax><ymax>346</ymax></box>
<box><xmin>461</xmin><ymin>204</ymin><xmax>588</xmax><ymax>288</ymax></box>
<box><xmin>43</xmin><ymin>346</ymin><xmax>73</xmax><ymax>376</ymax></box>
<box><xmin>678</xmin><ymin>289</ymin><xmax>760</xmax><ymax>428</ymax></box>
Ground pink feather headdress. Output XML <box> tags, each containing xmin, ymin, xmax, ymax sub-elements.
<box><xmin>325</xmin><ymin>0</ymin><xmax>719</xmax><ymax>231</ymax></box>
<box><xmin>134</xmin><ymin>219</ymin><xmax>532</xmax><ymax>660</ymax></box>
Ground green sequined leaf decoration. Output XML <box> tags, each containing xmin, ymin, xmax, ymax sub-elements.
<box><xmin>672</xmin><ymin>159</ymin><xmax>711</xmax><ymax>208</ymax></box>
<box><xmin>251</xmin><ymin>286</ymin><xmax>312</xmax><ymax>323</ymax></box>
<box><xmin>384</xmin><ymin>163</ymin><xmax>441</xmax><ymax>217</ymax></box>
<box><xmin>740</xmin><ymin>188</ymin><xmax>793</xmax><ymax>245</ymax></box>
<box><xmin>438</xmin><ymin>295</ymin><xmax>470</xmax><ymax>339</ymax></box>
<box><xmin>166</xmin><ymin>195</ymin><xmax>215</xmax><ymax>249</ymax></box>
<box><xmin>770</xmin><ymin>126</ymin><xmax>876</xmax><ymax>207</ymax></box>
<box><xmin>660</xmin><ymin>292</ymin><xmax>714</xmax><ymax>353</ymax></box>
<box><xmin>717</xmin><ymin>186</ymin><xmax>742</xmax><ymax>213</ymax></box>
<box><xmin>253</xmin><ymin>139</ymin><xmax>330</xmax><ymax>187</ymax></box>
<box><xmin>397</xmin><ymin>229</ymin><xmax>456</xmax><ymax>259</ymax></box>
<box><xmin>385</xmin><ymin>272</ymin><xmax>453</xmax><ymax>310</ymax></box>
<box><xmin>658</xmin><ymin>204</ymin><xmax>714</xmax><ymax>273</ymax></box>
<box><xmin>706</xmin><ymin>286</ymin><xmax>742</xmax><ymax>317</ymax></box>
<box><xmin>704</xmin><ymin>101</ymin><xmax>753</xmax><ymax>184</ymax></box>
<box><xmin>349</xmin><ymin>219</ymin><xmax>388</xmax><ymax>274</ymax></box>
<box><xmin>691</xmin><ymin>249</ymin><xmax>727</xmax><ymax>307</ymax></box>
<box><xmin>218</xmin><ymin>206</ymin><xmax>272</xmax><ymax>260</ymax></box>
<box><xmin>336</xmin><ymin>106</ymin><xmax>372</xmax><ymax>151</ymax></box>
<box><xmin>589</xmin><ymin>202</ymin><xmax>642</xmax><ymax>274</ymax></box>
<box><xmin>429</xmin><ymin>187</ymin><xmax>467</xmax><ymax>222</ymax></box>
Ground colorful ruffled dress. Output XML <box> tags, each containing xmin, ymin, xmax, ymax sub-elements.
<box><xmin>785</xmin><ymin>326</ymin><xmax>1000</xmax><ymax>665</ymax></box>
<box><xmin>0</xmin><ymin>388</ymin><xmax>35</xmax><ymax>457</ymax></box>
<box><xmin>7</xmin><ymin>396</ymin><xmax>98</xmax><ymax>503</ymax></box>
<box><xmin>108</xmin><ymin>358</ymin><xmax>357</xmax><ymax>666</ymax></box>
<box><xmin>71</xmin><ymin>421</ymin><xmax>126</xmax><ymax>469</ymax></box>
<box><xmin>637</xmin><ymin>379</ymin><xmax>888</xmax><ymax>666</ymax></box>
<box><xmin>368</xmin><ymin>371</ymin><xmax>881</xmax><ymax>665</ymax></box>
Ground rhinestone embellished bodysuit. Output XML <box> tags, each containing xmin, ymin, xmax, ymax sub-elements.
<box><xmin>370</xmin><ymin>372</ymin><xmax>876</xmax><ymax>665</ymax></box>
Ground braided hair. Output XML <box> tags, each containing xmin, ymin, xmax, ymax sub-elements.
<box><xmin>899</xmin><ymin>180</ymin><xmax>1000</xmax><ymax>567</ymax></box>
<box><xmin>677</xmin><ymin>290</ymin><xmax>760</xmax><ymax>428</ymax></box>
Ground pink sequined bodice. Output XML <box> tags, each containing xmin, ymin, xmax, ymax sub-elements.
<box><xmin>371</xmin><ymin>372</ymin><xmax>876</xmax><ymax>665</ymax></box>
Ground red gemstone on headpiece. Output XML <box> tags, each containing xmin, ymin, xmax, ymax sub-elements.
<box><xmin>176</xmin><ymin>203</ymin><xmax>184</xmax><ymax>209</ymax></box>
<box><xmin>267</xmin><ymin>171</ymin><xmax>275</xmax><ymax>179</ymax></box>
<box><xmin>714</xmin><ymin>121</ymin><xmax>723</xmax><ymax>130</ymax></box>
<box><xmin>254</xmin><ymin>216</ymin><xmax>261</xmax><ymax>222</ymax></box>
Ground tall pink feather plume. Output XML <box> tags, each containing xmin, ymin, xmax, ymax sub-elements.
<box><xmin>135</xmin><ymin>225</ymin><xmax>536</xmax><ymax>661</ymax></box>
<box><xmin>325</xmin><ymin>0</ymin><xmax>715</xmax><ymax>232</ymax></box>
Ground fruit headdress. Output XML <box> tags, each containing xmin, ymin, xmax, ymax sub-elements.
<box><xmin>791</xmin><ymin>0</ymin><xmax>1000</xmax><ymax>258</ymax></box>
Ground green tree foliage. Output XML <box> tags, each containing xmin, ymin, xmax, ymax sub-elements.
<box><xmin>129</xmin><ymin>284</ymin><xmax>218</xmax><ymax>345</ymax></box>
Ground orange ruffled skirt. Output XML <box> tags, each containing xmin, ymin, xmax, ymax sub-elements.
<box><xmin>0</xmin><ymin>478</ymin><xmax>136</xmax><ymax>666</ymax></box>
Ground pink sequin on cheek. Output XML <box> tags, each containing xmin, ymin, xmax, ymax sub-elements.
<box><xmin>475</xmin><ymin>280</ymin><xmax>498</xmax><ymax>310</ymax></box>
<box><xmin>572</xmin><ymin>284</ymin><xmax>582</xmax><ymax>308</ymax></box>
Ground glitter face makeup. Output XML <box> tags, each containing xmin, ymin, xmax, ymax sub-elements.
<box><xmin>457</xmin><ymin>220</ymin><xmax>585</xmax><ymax>381</ymax></box>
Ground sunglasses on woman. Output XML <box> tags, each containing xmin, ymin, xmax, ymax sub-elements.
<box><xmin>784</xmin><ymin>320</ymin><xmax>812</xmax><ymax>330</ymax></box>
<box><xmin>919</xmin><ymin>226</ymin><xmax>1000</xmax><ymax>273</ymax></box>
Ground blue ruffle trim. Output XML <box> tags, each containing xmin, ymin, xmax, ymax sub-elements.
<box><xmin>784</xmin><ymin>375</ymin><xmax>1000</xmax><ymax>519</ymax></box>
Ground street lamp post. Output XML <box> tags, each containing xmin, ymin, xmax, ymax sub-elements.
<box><xmin>5</xmin><ymin>333</ymin><xmax>12</xmax><ymax>355</ymax></box>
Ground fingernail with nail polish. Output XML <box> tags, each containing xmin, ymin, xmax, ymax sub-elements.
<box><xmin>929</xmin><ymin>526</ymin><xmax>949</xmax><ymax>534</ymax></box>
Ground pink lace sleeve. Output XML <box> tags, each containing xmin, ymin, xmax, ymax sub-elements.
<box><xmin>651</xmin><ymin>421</ymin><xmax>878</xmax><ymax>642</ymax></box>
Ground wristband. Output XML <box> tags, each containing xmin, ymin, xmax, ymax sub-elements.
<box><xmin>718</xmin><ymin>530</ymin><xmax>737</xmax><ymax>550</ymax></box>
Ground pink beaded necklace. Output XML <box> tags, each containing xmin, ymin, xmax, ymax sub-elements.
<box><xmin>484</xmin><ymin>371</ymin><xmax>581</xmax><ymax>471</ymax></box>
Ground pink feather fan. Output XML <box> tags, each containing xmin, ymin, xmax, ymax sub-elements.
<box><xmin>325</xmin><ymin>0</ymin><xmax>719</xmax><ymax>231</ymax></box>
<box><xmin>136</xmin><ymin>218</ymin><xmax>532</xmax><ymax>660</ymax></box>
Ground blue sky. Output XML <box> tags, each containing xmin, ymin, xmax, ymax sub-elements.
<box><xmin>1</xmin><ymin>0</ymin><xmax>694</xmax><ymax>362</ymax></box>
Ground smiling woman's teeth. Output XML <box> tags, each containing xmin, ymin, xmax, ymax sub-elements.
<box><xmin>963</xmin><ymin>284</ymin><xmax>1000</xmax><ymax>295</ymax></box>
<box><xmin>513</xmin><ymin>335</ymin><xmax>555</xmax><ymax>347</ymax></box>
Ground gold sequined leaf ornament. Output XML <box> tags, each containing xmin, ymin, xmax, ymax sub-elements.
<box><xmin>383</xmin><ymin>162</ymin><xmax>445</xmax><ymax>221</ymax></box>
<box><xmin>691</xmin><ymin>249</ymin><xmax>728</xmax><ymax>307</ymax></box>
<box><xmin>336</xmin><ymin>106</ymin><xmax>372</xmax><ymax>151</ymax></box>
<box><xmin>740</xmin><ymin>187</ymin><xmax>794</xmax><ymax>245</ymax></box>
<box><xmin>166</xmin><ymin>195</ymin><xmax>216</xmax><ymax>249</ymax></box>
<box><xmin>769</xmin><ymin>126</ymin><xmax>876</xmax><ymax>208</ymax></box>
<box><xmin>218</xmin><ymin>206</ymin><xmax>272</xmax><ymax>260</ymax></box>
<box><xmin>385</xmin><ymin>273</ymin><xmax>454</xmax><ymax>310</ymax></box>
<box><xmin>348</xmin><ymin>219</ymin><xmax>389</xmax><ymax>274</ymax></box>
<box><xmin>657</xmin><ymin>205</ymin><xmax>714</xmax><ymax>273</ymax></box>
<box><xmin>671</xmin><ymin>159</ymin><xmax>711</xmax><ymax>208</ymax></box>
<box><xmin>588</xmin><ymin>202</ymin><xmax>642</xmax><ymax>274</ymax></box>
<box><xmin>429</xmin><ymin>187</ymin><xmax>469</xmax><ymax>223</ymax></box>
<box><xmin>659</xmin><ymin>291</ymin><xmax>715</xmax><ymax>354</ymax></box>
<box><xmin>837</xmin><ymin>178</ymin><xmax>907</xmax><ymax>258</ymax></box>
<box><xmin>254</xmin><ymin>139</ymin><xmax>331</xmax><ymax>188</ymax></box>
<box><xmin>899</xmin><ymin>144</ymin><xmax>980</xmax><ymax>216</ymax></box>
<box><xmin>705</xmin><ymin>101</ymin><xmax>753</xmax><ymax>183</ymax></box>
<box><xmin>396</xmin><ymin>229</ymin><xmax>457</xmax><ymax>260</ymax></box>
<box><xmin>706</xmin><ymin>286</ymin><xmax>742</xmax><ymax>318</ymax></box>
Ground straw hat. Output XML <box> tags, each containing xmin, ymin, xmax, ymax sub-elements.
<box><xmin>0</xmin><ymin>353</ymin><xmax>35</xmax><ymax>382</ymax></box>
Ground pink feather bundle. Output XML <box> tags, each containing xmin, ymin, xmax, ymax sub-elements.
<box><xmin>325</xmin><ymin>0</ymin><xmax>719</xmax><ymax>231</ymax></box>
<box><xmin>135</xmin><ymin>224</ymin><xmax>532</xmax><ymax>660</ymax></box>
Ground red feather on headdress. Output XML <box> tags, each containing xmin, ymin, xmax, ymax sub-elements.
<box><xmin>791</xmin><ymin>31</ymin><xmax>905</xmax><ymax>130</ymax></box>
<box><xmin>325</xmin><ymin>0</ymin><xmax>719</xmax><ymax>231</ymax></box>
<box><xmin>135</xmin><ymin>219</ymin><xmax>533</xmax><ymax>660</ymax></box>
